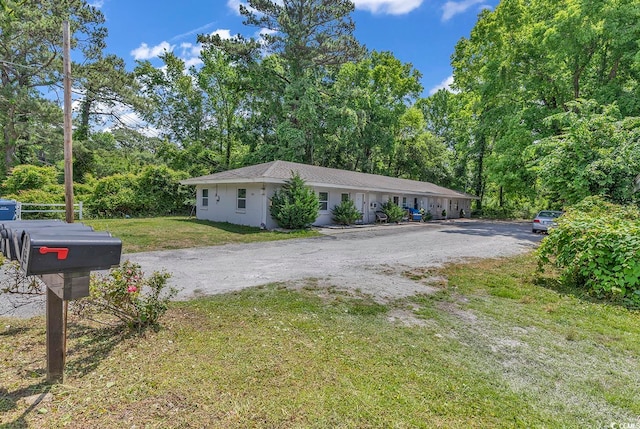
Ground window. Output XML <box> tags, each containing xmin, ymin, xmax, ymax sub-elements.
<box><xmin>341</xmin><ymin>193</ymin><xmax>350</xmax><ymax>202</ymax></box>
<box><xmin>202</xmin><ymin>189</ymin><xmax>209</xmax><ymax>207</ymax></box>
<box><xmin>393</xmin><ymin>196</ymin><xmax>399</xmax><ymax>206</ymax></box>
<box><xmin>237</xmin><ymin>188</ymin><xmax>246</xmax><ymax>210</ymax></box>
<box><xmin>319</xmin><ymin>192</ymin><xmax>329</xmax><ymax>211</ymax></box>
<box><xmin>402</xmin><ymin>197</ymin><xmax>407</xmax><ymax>207</ymax></box>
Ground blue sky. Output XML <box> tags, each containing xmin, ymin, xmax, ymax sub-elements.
<box><xmin>93</xmin><ymin>0</ymin><xmax>497</xmax><ymax>97</ymax></box>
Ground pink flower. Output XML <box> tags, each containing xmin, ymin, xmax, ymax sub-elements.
<box><xmin>127</xmin><ymin>285</ymin><xmax>137</xmax><ymax>293</ymax></box>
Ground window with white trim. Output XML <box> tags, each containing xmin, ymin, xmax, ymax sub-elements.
<box><xmin>341</xmin><ymin>193</ymin><xmax>350</xmax><ymax>202</ymax></box>
<box><xmin>202</xmin><ymin>189</ymin><xmax>209</xmax><ymax>207</ymax></box>
<box><xmin>319</xmin><ymin>192</ymin><xmax>329</xmax><ymax>211</ymax></box>
<box><xmin>237</xmin><ymin>188</ymin><xmax>246</xmax><ymax>210</ymax></box>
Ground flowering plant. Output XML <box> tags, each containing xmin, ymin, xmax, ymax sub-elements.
<box><xmin>73</xmin><ymin>260</ymin><xmax>176</xmax><ymax>332</ymax></box>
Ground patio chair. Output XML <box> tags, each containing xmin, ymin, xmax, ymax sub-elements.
<box><xmin>375</xmin><ymin>211</ymin><xmax>388</xmax><ymax>223</ymax></box>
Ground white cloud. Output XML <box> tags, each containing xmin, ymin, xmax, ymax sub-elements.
<box><xmin>353</xmin><ymin>0</ymin><xmax>423</xmax><ymax>15</ymax></box>
<box><xmin>210</xmin><ymin>29</ymin><xmax>232</xmax><ymax>40</ymax></box>
<box><xmin>441</xmin><ymin>0</ymin><xmax>486</xmax><ymax>22</ymax></box>
<box><xmin>89</xmin><ymin>0</ymin><xmax>104</xmax><ymax>8</ymax></box>
<box><xmin>227</xmin><ymin>0</ymin><xmax>243</xmax><ymax>15</ymax></box>
<box><xmin>130</xmin><ymin>29</ymin><xmax>231</xmax><ymax>68</ymax></box>
<box><xmin>130</xmin><ymin>41</ymin><xmax>173</xmax><ymax>60</ymax></box>
<box><xmin>428</xmin><ymin>75</ymin><xmax>455</xmax><ymax>95</ymax></box>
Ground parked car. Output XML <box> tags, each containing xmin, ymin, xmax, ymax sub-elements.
<box><xmin>532</xmin><ymin>210</ymin><xmax>563</xmax><ymax>233</ymax></box>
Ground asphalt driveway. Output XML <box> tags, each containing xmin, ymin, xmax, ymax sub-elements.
<box><xmin>1</xmin><ymin>220</ymin><xmax>541</xmax><ymax>318</ymax></box>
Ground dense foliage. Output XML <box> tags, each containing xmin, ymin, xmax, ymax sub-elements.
<box><xmin>1</xmin><ymin>164</ymin><xmax>191</xmax><ymax>218</ymax></box>
<box><xmin>1</xmin><ymin>0</ymin><xmax>639</xmax><ymax>218</ymax></box>
<box><xmin>331</xmin><ymin>199</ymin><xmax>362</xmax><ymax>225</ymax></box>
<box><xmin>269</xmin><ymin>173</ymin><xmax>319</xmax><ymax>229</ymax></box>
<box><xmin>538</xmin><ymin>197</ymin><xmax>640</xmax><ymax>307</ymax></box>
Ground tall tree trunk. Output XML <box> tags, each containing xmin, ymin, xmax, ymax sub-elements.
<box><xmin>474</xmin><ymin>134</ymin><xmax>486</xmax><ymax>210</ymax></box>
<box><xmin>3</xmin><ymin>106</ymin><xmax>17</xmax><ymax>174</ymax></box>
<box><xmin>76</xmin><ymin>95</ymin><xmax>93</xmax><ymax>142</ymax></box>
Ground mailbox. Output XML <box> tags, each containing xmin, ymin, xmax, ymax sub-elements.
<box><xmin>0</xmin><ymin>220</ymin><xmax>63</xmax><ymax>258</ymax></box>
<box><xmin>6</xmin><ymin>223</ymin><xmax>94</xmax><ymax>261</ymax></box>
<box><xmin>21</xmin><ymin>233</ymin><xmax>122</xmax><ymax>276</ymax></box>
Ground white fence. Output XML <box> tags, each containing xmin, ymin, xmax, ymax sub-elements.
<box><xmin>16</xmin><ymin>202</ymin><xmax>83</xmax><ymax>220</ymax></box>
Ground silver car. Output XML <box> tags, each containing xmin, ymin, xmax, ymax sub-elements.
<box><xmin>532</xmin><ymin>210</ymin><xmax>563</xmax><ymax>233</ymax></box>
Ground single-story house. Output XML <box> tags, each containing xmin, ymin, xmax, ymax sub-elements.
<box><xmin>181</xmin><ymin>160</ymin><xmax>478</xmax><ymax>229</ymax></box>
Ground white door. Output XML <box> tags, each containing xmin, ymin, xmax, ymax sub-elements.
<box><xmin>355</xmin><ymin>193</ymin><xmax>365</xmax><ymax>221</ymax></box>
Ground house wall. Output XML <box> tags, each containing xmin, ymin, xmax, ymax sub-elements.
<box><xmin>196</xmin><ymin>183</ymin><xmax>272</xmax><ymax>228</ymax></box>
<box><xmin>195</xmin><ymin>183</ymin><xmax>473</xmax><ymax>228</ymax></box>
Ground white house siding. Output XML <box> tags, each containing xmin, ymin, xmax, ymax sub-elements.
<box><xmin>195</xmin><ymin>184</ymin><xmax>472</xmax><ymax>228</ymax></box>
<box><xmin>196</xmin><ymin>183</ymin><xmax>268</xmax><ymax>228</ymax></box>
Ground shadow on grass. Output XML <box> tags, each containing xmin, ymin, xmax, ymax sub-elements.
<box><xmin>174</xmin><ymin>218</ymin><xmax>314</xmax><ymax>236</ymax></box>
<box><xmin>0</xmin><ymin>382</ymin><xmax>51</xmax><ymax>429</ymax></box>
<box><xmin>173</xmin><ymin>218</ymin><xmax>265</xmax><ymax>235</ymax></box>
<box><xmin>64</xmin><ymin>323</ymin><xmax>133</xmax><ymax>378</ymax></box>
<box><xmin>534</xmin><ymin>274</ymin><xmax>638</xmax><ymax>311</ymax></box>
<box><xmin>0</xmin><ymin>325</ymin><xmax>33</xmax><ymax>337</ymax></box>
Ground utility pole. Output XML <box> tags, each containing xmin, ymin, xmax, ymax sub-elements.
<box><xmin>46</xmin><ymin>19</ymin><xmax>73</xmax><ymax>384</ymax></box>
<box><xmin>63</xmin><ymin>19</ymin><xmax>74</xmax><ymax>225</ymax></box>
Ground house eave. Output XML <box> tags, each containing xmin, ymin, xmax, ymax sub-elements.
<box><xmin>181</xmin><ymin>178</ymin><xmax>476</xmax><ymax>200</ymax></box>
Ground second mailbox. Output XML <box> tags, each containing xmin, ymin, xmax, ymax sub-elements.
<box><xmin>21</xmin><ymin>232</ymin><xmax>122</xmax><ymax>276</ymax></box>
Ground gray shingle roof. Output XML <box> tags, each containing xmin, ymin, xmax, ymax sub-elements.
<box><xmin>181</xmin><ymin>160</ymin><xmax>477</xmax><ymax>199</ymax></box>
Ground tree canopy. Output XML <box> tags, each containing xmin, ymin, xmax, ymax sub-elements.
<box><xmin>1</xmin><ymin>0</ymin><xmax>639</xmax><ymax>217</ymax></box>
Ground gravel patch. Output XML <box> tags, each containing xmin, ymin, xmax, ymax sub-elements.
<box><xmin>0</xmin><ymin>220</ymin><xmax>541</xmax><ymax>318</ymax></box>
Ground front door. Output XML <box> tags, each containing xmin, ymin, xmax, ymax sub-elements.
<box><xmin>355</xmin><ymin>193</ymin><xmax>365</xmax><ymax>221</ymax></box>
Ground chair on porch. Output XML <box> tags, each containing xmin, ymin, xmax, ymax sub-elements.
<box><xmin>375</xmin><ymin>211</ymin><xmax>388</xmax><ymax>223</ymax></box>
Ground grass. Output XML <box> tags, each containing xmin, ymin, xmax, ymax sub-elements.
<box><xmin>1</xmin><ymin>253</ymin><xmax>639</xmax><ymax>428</ymax></box>
<box><xmin>83</xmin><ymin>217</ymin><xmax>320</xmax><ymax>253</ymax></box>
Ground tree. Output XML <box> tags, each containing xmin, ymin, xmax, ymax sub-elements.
<box><xmin>418</xmin><ymin>90</ymin><xmax>476</xmax><ymax>192</ymax></box>
<box><xmin>390</xmin><ymin>107</ymin><xmax>452</xmax><ymax>185</ymax></box>
<box><xmin>449</xmin><ymin>0</ymin><xmax>640</xmax><ymax>210</ymax></box>
<box><xmin>73</xmin><ymin>54</ymin><xmax>143</xmax><ymax>142</ymax></box>
<box><xmin>202</xmin><ymin>0</ymin><xmax>365</xmax><ymax>164</ymax></box>
<box><xmin>270</xmin><ymin>172</ymin><xmax>319</xmax><ymax>229</ymax></box>
<box><xmin>135</xmin><ymin>52</ymin><xmax>205</xmax><ymax>144</ymax></box>
<box><xmin>533</xmin><ymin>100</ymin><xmax>640</xmax><ymax>206</ymax></box>
<box><xmin>331</xmin><ymin>199</ymin><xmax>361</xmax><ymax>225</ymax></box>
<box><xmin>197</xmin><ymin>46</ymin><xmax>247</xmax><ymax>169</ymax></box>
<box><xmin>0</xmin><ymin>0</ymin><xmax>106</xmax><ymax>174</ymax></box>
<box><xmin>321</xmin><ymin>51</ymin><xmax>423</xmax><ymax>174</ymax></box>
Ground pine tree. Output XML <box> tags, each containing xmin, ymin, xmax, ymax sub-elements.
<box><xmin>270</xmin><ymin>172</ymin><xmax>319</xmax><ymax>229</ymax></box>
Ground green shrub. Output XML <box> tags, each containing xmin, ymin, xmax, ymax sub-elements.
<box><xmin>87</xmin><ymin>174</ymin><xmax>142</xmax><ymax>217</ymax></box>
<box><xmin>537</xmin><ymin>196</ymin><xmax>640</xmax><ymax>307</ymax></box>
<box><xmin>270</xmin><ymin>172</ymin><xmax>319</xmax><ymax>229</ymax></box>
<box><xmin>331</xmin><ymin>199</ymin><xmax>362</xmax><ymax>225</ymax></box>
<box><xmin>136</xmin><ymin>165</ymin><xmax>191</xmax><ymax>215</ymax></box>
<box><xmin>381</xmin><ymin>200</ymin><xmax>405</xmax><ymax>223</ymax></box>
<box><xmin>2</xmin><ymin>164</ymin><xmax>58</xmax><ymax>194</ymax></box>
<box><xmin>73</xmin><ymin>260</ymin><xmax>176</xmax><ymax>332</ymax></box>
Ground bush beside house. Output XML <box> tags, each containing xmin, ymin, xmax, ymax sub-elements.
<box><xmin>270</xmin><ymin>172</ymin><xmax>319</xmax><ymax>229</ymax></box>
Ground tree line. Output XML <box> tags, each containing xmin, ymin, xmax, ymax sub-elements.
<box><xmin>1</xmin><ymin>0</ymin><xmax>638</xmax><ymax>218</ymax></box>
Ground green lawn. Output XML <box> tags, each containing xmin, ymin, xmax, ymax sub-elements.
<box><xmin>1</xmin><ymin>254</ymin><xmax>639</xmax><ymax>428</ymax></box>
<box><xmin>83</xmin><ymin>216</ymin><xmax>319</xmax><ymax>253</ymax></box>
